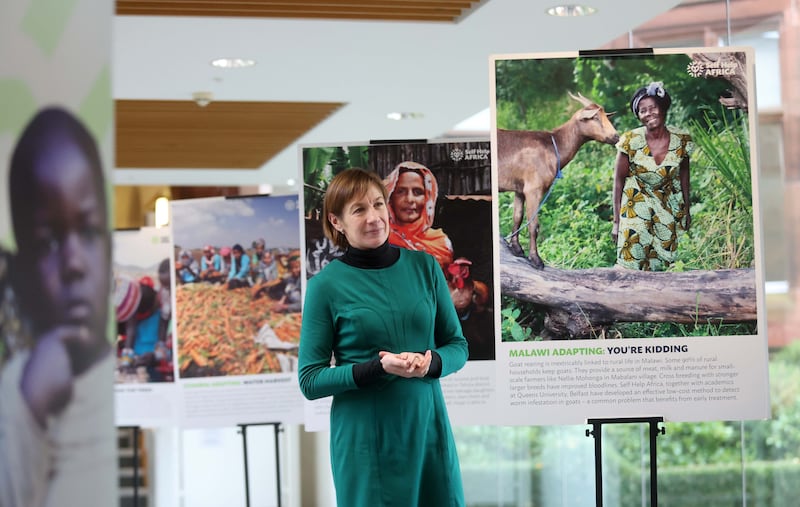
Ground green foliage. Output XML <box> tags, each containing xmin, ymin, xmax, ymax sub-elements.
<box><xmin>453</xmin><ymin>425</ymin><xmax>543</xmax><ymax>464</ymax></box>
<box><xmin>461</xmin><ymin>455</ymin><xmax>800</xmax><ymax>506</ymax></box>
<box><xmin>602</xmin><ymin>342</ymin><xmax>800</xmax><ymax>473</ymax></box>
<box><xmin>745</xmin><ymin>341</ymin><xmax>800</xmax><ymax>460</ymax></box>
<box><xmin>678</xmin><ymin>107</ymin><xmax>754</xmax><ymax>271</ymax></box>
<box><xmin>495</xmin><ymin>58</ymin><xmax>575</xmax><ymax>125</ymax></box>
<box><xmin>302</xmin><ymin>145</ymin><xmax>370</xmax><ymax>215</ymax></box>
<box><xmin>656</xmin><ymin>461</ymin><xmax>800</xmax><ymax>506</ymax></box>
<box><xmin>500</xmin><ymin>296</ymin><xmax>542</xmax><ymax>342</ymax></box>
<box><xmin>573</xmin><ymin>53</ymin><xmax>731</xmax><ymax>132</ymax></box>
<box><xmin>689</xmin><ymin>108</ymin><xmax>751</xmax><ymax>209</ymax></box>
<box><xmin>534</xmin><ymin>146</ymin><xmax>618</xmax><ymax>269</ymax></box>
<box><xmin>610</xmin><ymin>320</ymin><xmax>757</xmax><ymax>339</ymax></box>
<box><xmin>501</xmin><ymin>306</ymin><xmax>533</xmax><ymax>342</ymax></box>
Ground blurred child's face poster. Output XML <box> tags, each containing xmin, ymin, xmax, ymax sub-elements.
<box><xmin>302</xmin><ymin>140</ymin><xmax>501</xmax><ymax>428</ymax></box>
<box><xmin>113</xmin><ymin>227</ymin><xmax>179</xmax><ymax>427</ymax></box>
<box><xmin>491</xmin><ymin>47</ymin><xmax>768</xmax><ymax>424</ymax></box>
<box><xmin>170</xmin><ymin>195</ymin><xmax>304</xmax><ymax>426</ymax></box>
<box><xmin>0</xmin><ymin>0</ymin><xmax>117</xmax><ymax>505</ymax></box>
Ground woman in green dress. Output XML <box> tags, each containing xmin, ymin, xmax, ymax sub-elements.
<box><xmin>612</xmin><ymin>82</ymin><xmax>694</xmax><ymax>271</ymax></box>
<box><xmin>299</xmin><ymin>168</ymin><xmax>468</xmax><ymax>506</ymax></box>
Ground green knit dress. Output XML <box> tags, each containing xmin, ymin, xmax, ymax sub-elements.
<box><xmin>299</xmin><ymin>247</ymin><xmax>468</xmax><ymax>507</ymax></box>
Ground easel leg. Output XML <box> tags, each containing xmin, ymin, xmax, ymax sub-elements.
<box><xmin>238</xmin><ymin>424</ymin><xmax>251</xmax><ymax>507</ymax></box>
<box><xmin>649</xmin><ymin>420</ymin><xmax>666</xmax><ymax>507</ymax></box>
<box><xmin>586</xmin><ymin>422</ymin><xmax>603</xmax><ymax>507</ymax></box>
<box><xmin>273</xmin><ymin>424</ymin><xmax>283</xmax><ymax>507</ymax></box>
<box><xmin>238</xmin><ymin>422</ymin><xmax>282</xmax><ymax>507</ymax></box>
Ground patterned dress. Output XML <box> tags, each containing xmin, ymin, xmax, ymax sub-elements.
<box><xmin>615</xmin><ymin>125</ymin><xmax>694</xmax><ymax>271</ymax></box>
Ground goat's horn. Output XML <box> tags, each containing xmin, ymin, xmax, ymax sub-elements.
<box><xmin>568</xmin><ymin>91</ymin><xmax>592</xmax><ymax>106</ymax></box>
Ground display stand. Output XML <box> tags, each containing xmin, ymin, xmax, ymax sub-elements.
<box><xmin>585</xmin><ymin>417</ymin><xmax>665</xmax><ymax>507</ymax></box>
<box><xmin>237</xmin><ymin>422</ymin><xmax>283</xmax><ymax>507</ymax></box>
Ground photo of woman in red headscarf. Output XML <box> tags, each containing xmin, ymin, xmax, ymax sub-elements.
<box><xmin>383</xmin><ymin>161</ymin><xmax>454</xmax><ymax>269</ymax></box>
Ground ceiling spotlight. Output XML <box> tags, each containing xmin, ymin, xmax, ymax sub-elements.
<box><xmin>211</xmin><ymin>57</ymin><xmax>256</xmax><ymax>69</ymax></box>
<box><xmin>387</xmin><ymin>112</ymin><xmax>424</xmax><ymax>121</ymax></box>
<box><xmin>546</xmin><ymin>5</ymin><xmax>596</xmax><ymax>16</ymax></box>
<box><xmin>192</xmin><ymin>91</ymin><xmax>214</xmax><ymax>107</ymax></box>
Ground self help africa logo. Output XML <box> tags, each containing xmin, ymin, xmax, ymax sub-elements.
<box><xmin>450</xmin><ymin>146</ymin><xmax>490</xmax><ymax>162</ymax></box>
<box><xmin>687</xmin><ymin>56</ymin><xmax>739</xmax><ymax>78</ymax></box>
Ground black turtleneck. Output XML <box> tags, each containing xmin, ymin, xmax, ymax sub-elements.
<box><xmin>344</xmin><ymin>241</ymin><xmax>443</xmax><ymax>386</ymax></box>
<box><xmin>338</xmin><ymin>239</ymin><xmax>399</xmax><ymax>269</ymax></box>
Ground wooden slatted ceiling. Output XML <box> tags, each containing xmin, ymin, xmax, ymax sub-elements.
<box><xmin>116</xmin><ymin>100</ymin><xmax>344</xmax><ymax>169</ymax></box>
<box><xmin>116</xmin><ymin>0</ymin><xmax>484</xmax><ymax>22</ymax></box>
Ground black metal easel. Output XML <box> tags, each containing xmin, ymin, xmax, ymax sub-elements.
<box><xmin>585</xmin><ymin>416</ymin><xmax>665</xmax><ymax>507</ymax></box>
<box><xmin>237</xmin><ymin>422</ymin><xmax>283</xmax><ymax>507</ymax></box>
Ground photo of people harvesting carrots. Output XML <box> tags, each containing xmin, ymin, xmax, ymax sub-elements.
<box><xmin>170</xmin><ymin>195</ymin><xmax>302</xmax><ymax>378</ymax></box>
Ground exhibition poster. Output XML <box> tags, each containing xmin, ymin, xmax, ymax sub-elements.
<box><xmin>0</xmin><ymin>0</ymin><xmax>117</xmax><ymax>504</ymax></box>
<box><xmin>301</xmin><ymin>139</ymin><xmax>500</xmax><ymax>429</ymax></box>
<box><xmin>170</xmin><ymin>195</ymin><xmax>304</xmax><ymax>427</ymax></box>
<box><xmin>113</xmin><ymin>227</ymin><xmax>179</xmax><ymax>427</ymax></box>
<box><xmin>491</xmin><ymin>47</ymin><xmax>769</xmax><ymax>424</ymax></box>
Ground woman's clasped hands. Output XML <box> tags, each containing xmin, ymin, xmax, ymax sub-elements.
<box><xmin>379</xmin><ymin>349</ymin><xmax>432</xmax><ymax>378</ymax></box>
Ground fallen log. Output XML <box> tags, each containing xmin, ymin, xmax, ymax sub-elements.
<box><xmin>499</xmin><ymin>239</ymin><xmax>757</xmax><ymax>339</ymax></box>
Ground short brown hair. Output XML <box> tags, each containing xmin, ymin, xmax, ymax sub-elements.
<box><xmin>322</xmin><ymin>168</ymin><xmax>388</xmax><ymax>250</ymax></box>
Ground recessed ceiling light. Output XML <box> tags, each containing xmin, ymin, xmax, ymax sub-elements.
<box><xmin>210</xmin><ymin>57</ymin><xmax>256</xmax><ymax>69</ymax></box>
<box><xmin>387</xmin><ymin>112</ymin><xmax>424</xmax><ymax>121</ymax></box>
<box><xmin>546</xmin><ymin>5</ymin><xmax>596</xmax><ymax>17</ymax></box>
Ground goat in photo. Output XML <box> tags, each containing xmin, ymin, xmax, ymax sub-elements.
<box><xmin>497</xmin><ymin>92</ymin><xmax>619</xmax><ymax>269</ymax></box>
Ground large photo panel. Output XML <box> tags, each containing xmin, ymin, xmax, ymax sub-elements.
<box><xmin>1</xmin><ymin>1</ymin><xmax>117</xmax><ymax>505</ymax></box>
<box><xmin>113</xmin><ymin>226</ymin><xmax>179</xmax><ymax>427</ymax></box>
<box><xmin>491</xmin><ymin>47</ymin><xmax>769</xmax><ymax>424</ymax></box>
<box><xmin>170</xmin><ymin>195</ymin><xmax>304</xmax><ymax>427</ymax></box>
<box><xmin>302</xmin><ymin>140</ymin><xmax>500</xmax><ymax>427</ymax></box>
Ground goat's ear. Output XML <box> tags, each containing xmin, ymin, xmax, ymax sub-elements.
<box><xmin>605</xmin><ymin>111</ymin><xmax>617</xmax><ymax>119</ymax></box>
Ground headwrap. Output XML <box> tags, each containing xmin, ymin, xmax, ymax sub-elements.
<box><xmin>630</xmin><ymin>81</ymin><xmax>672</xmax><ymax>116</ymax></box>
<box><xmin>383</xmin><ymin>161</ymin><xmax>453</xmax><ymax>268</ymax></box>
<box><xmin>114</xmin><ymin>275</ymin><xmax>141</xmax><ymax>322</ymax></box>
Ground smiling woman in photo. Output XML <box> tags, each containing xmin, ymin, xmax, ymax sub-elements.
<box><xmin>612</xmin><ymin>82</ymin><xmax>694</xmax><ymax>271</ymax></box>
